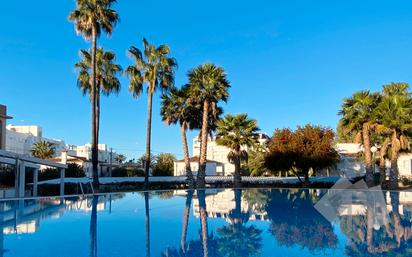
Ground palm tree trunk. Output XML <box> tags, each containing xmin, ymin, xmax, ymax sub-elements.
<box><xmin>233</xmin><ymin>149</ymin><xmax>241</xmax><ymax>188</ymax></box>
<box><xmin>89</xmin><ymin>195</ymin><xmax>98</xmax><ymax>257</ymax></box>
<box><xmin>144</xmin><ymin>89</ymin><xmax>154</xmax><ymax>188</ymax></box>
<box><xmin>91</xmin><ymin>25</ymin><xmax>99</xmax><ymax>187</ymax></box>
<box><xmin>363</xmin><ymin>123</ymin><xmax>373</xmax><ymax>186</ymax></box>
<box><xmin>390</xmin><ymin>130</ymin><xmax>400</xmax><ymax>189</ymax></box>
<box><xmin>198</xmin><ymin>189</ymin><xmax>209</xmax><ymax>257</ymax></box>
<box><xmin>379</xmin><ymin>137</ymin><xmax>390</xmax><ymax>184</ymax></box>
<box><xmin>197</xmin><ymin>100</ymin><xmax>210</xmax><ymax>188</ymax></box>
<box><xmin>95</xmin><ymin>84</ymin><xmax>100</xmax><ymax>143</ymax></box>
<box><xmin>181</xmin><ymin>124</ymin><xmax>195</xmax><ymax>188</ymax></box>
<box><xmin>144</xmin><ymin>192</ymin><xmax>151</xmax><ymax>257</ymax></box>
<box><xmin>180</xmin><ymin>190</ymin><xmax>194</xmax><ymax>253</ymax></box>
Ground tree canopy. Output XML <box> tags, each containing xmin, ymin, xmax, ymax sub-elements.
<box><xmin>265</xmin><ymin>125</ymin><xmax>339</xmax><ymax>183</ymax></box>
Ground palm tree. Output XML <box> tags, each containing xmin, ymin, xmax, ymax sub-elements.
<box><xmin>215</xmin><ymin>114</ymin><xmax>260</xmax><ymax>187</ymax></box>
<box><xmin>161</xmin><ymin>86</ymin><xmax>197</xmax><ymax>188</ymax></box>
<box><xmin>125</xmin><ymin>38</ymin><xmax>177</xmax><ymax>188</ymax></box>
<box><xmin>114</xmin><ymin>154</ymin><xmax>126</xmax><ymax>163</ymax></box>
<box><xmin>75</xmin><ymin>47</ymin><xmax>122</xmax><ymax>138</ymax></box>
<box><xmin>188</xmin><ymin>64</ymin><xmax>230</xmax><ymax>188</ymax></box>
<box><xmin>31</xmin><ymin>140</ymin><xmax>55</xmax><ymax>159</ymax></box>
<box><xmin>375</xmin><ymin>94</ymin><xmax>412</xmax><ymax>189</ymax></box>
<box><xmin>339</xmin><ymin>90</ymin><xmax>380</xmax><ymax>186</ymax></box>
<box><xmin>69</xmin><ymin>0</ymin><xmax>119</xmax><ymax>187</ymax></box>
<box><xmin>376</xmin><ymin>83</ymin><xmax>410</xmax><ymax>183</ymax></box>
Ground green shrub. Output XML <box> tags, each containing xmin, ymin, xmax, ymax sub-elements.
<box><xmin>65</xmin><ymin>163</ymin><xmax>85</xmax><ymax>177</ymax></box>
<box><xmin>0</xmin><ymin>165</ymin><xmax>15</xmax><ymax>187</ymax></box>
<box><xmin>39</xmin><ymin>168</ymin><xmax>60</xmax><ymax>181</ymax></box>
<box><xmin>112</xmin><ymin>167</ymin><xmax>144</xmax><ymax>177</ymax></box>
<box><xmin>152</xmin><ymin>153</ymin><xmax>175</xmax><ymax>176</ymax></box>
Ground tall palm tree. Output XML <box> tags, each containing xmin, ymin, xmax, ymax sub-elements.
<box><xmin>339</xmin><ymin>90</ymin><xmax>380</xmax><ymax>186</ymax></box>
<box><xmin>125</xmin><ymin>38</ymin><xmax>177</xmax><ymax>187</ymax></box>
<box><xmin>69</xmin><ymin>0</ymin><xmax>119</xmax><ymax>187</ymax></box>
<box><xmin>31</xmin><ymin>140</ymin><xmax>55</xmax><ymax>159</ymax></box>
<box><xmin>188</xmin><ymin>64</ymin><xmax>230</xmax><ymax>188</ymax></box>
<box><xmin>376</xmin><ymin>82</ymin><xmax>410</xmax><ymax>183</ymax></box>
<box><xmin>375</xmin><ymin>95</ymin><xmax>412</xmax><ymax>189</ymax></box>
<box><xmin>161</xmin><ymin>86</ymin><xmax>197</xmax><ymax>188</ymax></box>
<box><xmin>75</xmin><ymin>47</ymin><xmax>122</xmax><ymax>139</ymax></box>
<box><xmin>215</xmin><ymin>114</ymin><xmax>260</xmax><ymax>187</ymax></box>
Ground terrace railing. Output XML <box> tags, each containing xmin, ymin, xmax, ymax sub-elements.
<box><xmin>0</xmin><ymin>149</ymin><xmax>67</xmax><ymax>198</ymax></box>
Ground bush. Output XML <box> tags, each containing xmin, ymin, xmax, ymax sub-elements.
<box><xmin>39</xmin><ymin>168</ymin><xmax>60</xmax><ymax>181</ymax></box>
<box><xmin>65</xmin><ymin>163</ymin><xmax>85</xmax><ymax>177</ymax></box>
<box><xmin>0</xmin><ymin>165</ymin><xmax>15</xmax><ymax>187</ymax></box>
<box><xmin>152</xmin><ymin>153</ymin><xmax>175</xmax><ymax>176</ymax></box>
<box><xmin>112</xmin><ymin>167</ymin><xmax>144</xmax><ymax>177</ymax></box>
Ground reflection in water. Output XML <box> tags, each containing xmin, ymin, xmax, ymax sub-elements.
<box><xmin>90</xmin><ymin>196</ymin><xmax>98</xmax><ymax>257</ymax></box>
<box><xmin>145</xmin><ymin>192</ymin><xmax>151</xmax><ymax>257</ymax></box>
<box><xmin>3</xmin><ymin>189</ymin><xmax>412</xmax><ymax>256</ymax></box>
<box><xmin>266</xmin><ymin>189</ymin><xmax>338</xmax><ymax>253</ymax></box>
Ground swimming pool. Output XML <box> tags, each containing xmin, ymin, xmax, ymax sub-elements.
<box><xmin>0</xmin><ymin>188</ymin><xmax>410</xmax><ymax>257</ymax></box>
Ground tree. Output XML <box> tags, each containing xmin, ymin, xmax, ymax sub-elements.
<box><xmin>247</xmin><ymin>148</ymin><xmax>270</xmax><ymax>176</ymax></box>
<box><xmin>338</xmin><ymin>90</ymin><xmax>380</xmax><ymax>185</ymax></box>
<box><xmin>187</xmin><ymin>64</ymin><xmax>231</xmax><ymax>188</ymax></box>
<box><xmin>153</xmin><ymin>153</ymin><xmax>176</xmax><ymax>176</ymax></box>
<box><xmin>137</xmin><ymin>153</ymin><xmax>155</xmax><ymax>170</ymax></box>
<box><xmin>114</xmin><ymin>154</ymin><xmax>126</xmax><ymax>164</ymax></box>
<box><xmin>215</xmin><ymin>114</ymin><xmax>260</xmax><ymax>187</ymax></box>
<box><xmin>161</xmin><ymin>86</ymin><xmax>197</xmax><ymax>187</ymax></box>
<box><xmin>75</xmin><ymin>47</ymin><xmax>122</xmax><ymax>138</ymax></box>
<box><xmin>69</xmin><ymin>0</ymin><xmax>119</xmax><ymax>187</ymax></box>
<box><xmin>376</xmin><ymin>82</ymin><xmax>411</xmax><ymax>185</ymax></box>
<box><xmin>375</xmin><ymin>94</ymin><xmax>412</xmax><ymax>189</ymax></box>
<box><xmin>125</xmin><ymin>38</ymin><xmax>177</xmax><ymax>188</ymax></box>
<box><xmin>31</xmin><ymin>140</ymin><xmax>55</xmax><ymax>159</ymax></box>
<box><xmin>265</xmin><ymin>125</ymin><xmax>339</xmax><ymax>185</ymax></box>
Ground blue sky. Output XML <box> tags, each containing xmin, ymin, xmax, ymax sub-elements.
<box><xmin>1</xmin><ymin>0</ymin><xmax>412</xmax><ymax>159</ymax></box>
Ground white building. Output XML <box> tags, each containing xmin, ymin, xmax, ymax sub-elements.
<box><xmin>5</xmin><ymin>125</ymin><xmax>65</xmax><ymax>157</ymax></box>
<box><xmin>67</xmin><ymin>143</ymin><xmax>120</xmax><ymax>164</ymax></box>
<box><xmin>173</xmin><ymin>156</ymin><xmax>223</xmax><ymax>176</ymax></box>
<box><xmin>186</xmin><ymin>133</ymin><xmax>269</xmax><ymax>176</ymax></box>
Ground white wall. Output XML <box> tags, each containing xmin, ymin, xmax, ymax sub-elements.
<box><xmin>174</xmin><ymin>161</ymin><xmax>218</xmax><ymax>176</ymax></box>
<box><xmin>398</xmin><ymin>154</ymin><xmax>412</xmax><ymax>177</ymax></box>
<box><xmin>5</xmin><ymin>127</ymin><xmax>65</xmax><ymax>157</ymax></box>
<box><xmin>67</xmin><ymin>144</ymin><xmax>120</xmax><ymax>164</ymax></box>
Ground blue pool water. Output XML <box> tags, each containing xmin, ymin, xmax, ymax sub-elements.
<box><xmin>0</xmin><ymin>188</ymin><xmax>410</xmax><ymax>257</ymax></box>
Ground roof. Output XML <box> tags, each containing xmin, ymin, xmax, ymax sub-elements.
<box><xmin>0</xmin><ymin>105</ymin><xmax>12</xmax><ymax>119</ymax></box>
<box><xmin>49</xmin><ymin>155</ymin><xmax>105</xmax><ymax>163</ymax></box>
<box><xmin>174</xmin><ymin>156</ymin><xmax>220</xmax><ymax>163</ymax></box>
